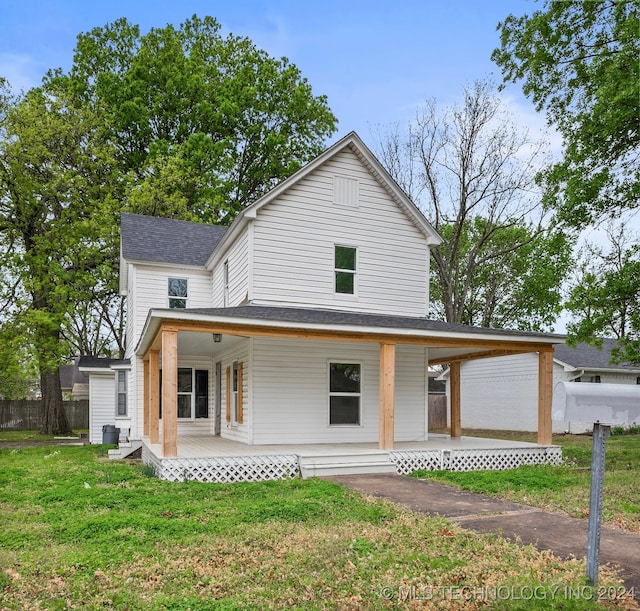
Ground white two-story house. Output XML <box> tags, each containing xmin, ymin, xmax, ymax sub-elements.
<box><xmin>81</xmin><ymin>132</ymin><xmax>563</xmax><ymax>481</ymax></box>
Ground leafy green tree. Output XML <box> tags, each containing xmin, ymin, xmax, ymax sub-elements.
<box><xmin>0</xmin><ymin>85</ymin><xmax>119</xmax><ymax>434</ymax></box>
<box><xmin>431</xmin><ymin>219</ymin><xmax>572</xmax><ymax>330</ymax></box>
<box><xmin>565</xmin><ymin>223</ymin><xmax>640</xmax><ymax>364</ymax></box>
<box><xmin>376</xmin><ymin>80</ymin><xmax>572</xmax><ymax>330</ymax></box>
<box><xmin>493</xmin><ymin>1</ymin><xmax>640</xmax><ymax>226</ymax></box>
<box><xmin>47</xmin><ymin>14</ymin><xmax>337</xmax><ymax>223</ymax></box>
<box><xmin>0</xmin><ymin>325</ymin><xmax>37</xmax><ymax>400</ymax></box>
<box><xmin>1</xmin><ymin>15</ymin><xmax>337</xmax><ymax>425</ymax></box>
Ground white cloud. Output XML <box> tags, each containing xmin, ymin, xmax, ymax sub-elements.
<box><xmin>0</xmin><ymin>52</ymin><xmax>41</xmax><ymax>93</ymax></box>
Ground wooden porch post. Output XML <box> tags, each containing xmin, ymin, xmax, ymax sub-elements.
<box><xmin>379</xmin><ymin>342</ymin><xmax>396</xmax><ymax>450</ymax></box>
<box><xmin>450</xmin><ymin>361</ymin><xmax>461</xmax><ymax>438</ymax></box>
<box><xmin>161</xmin><ymin>329</ymin><xmax>178</xmax><ymax>457</ymax></box>
<box><xmin>143</xmin><ymin>357</ymin><xmax>149</xmax><ymax>437</ymax></box>
<box><xmin>148</xmin><ymin>350</ymin><xmax>160</xmax><ymax>445</ymax></box>
<box><xmin>538</xmin><ymin>349</ymin><xmax>553</xmax><ymax>445</ymax></box>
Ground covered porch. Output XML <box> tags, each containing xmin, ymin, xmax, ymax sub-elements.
<box><xmin>135</xmin><ymin>305</ymin><xmax>562</xmax><ymax>480</ymax></box>
<box><xmin>141</xmin><ymin>433</ymin><xmax>563</xmax><ymax>482</ymax></box>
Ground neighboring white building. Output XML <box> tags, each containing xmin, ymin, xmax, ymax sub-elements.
<box><xmin>80</xmin><ymin>132</ymin><xmax>564</xmax><ymax>477</ymax></box>
<box><xmin>440</xmin><ymin>339</ymin><xmax>640</xmax><ymax>433</ymax></box>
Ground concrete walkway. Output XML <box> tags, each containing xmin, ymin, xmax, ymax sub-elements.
<box><xmin>328</xmin><ymin>473</ymin><xmax>640</xmax><ymax>599</ymax></box>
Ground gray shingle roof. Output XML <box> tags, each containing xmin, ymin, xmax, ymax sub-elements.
<box><xmin>554</xmin><ymin>339</ymin><xmax>640</xmax><ymax>371</ymax></box>
<box><xmin>182</xmin><ymin>304</ymin><xmax>564</xmax><ymax>340</ymax></box>
<box><xmin>121</xmin><ymin>213</ymin><xmax>227</xmax><ymax>266</ymax></box>
<box><xmin>77</xmin><ymin>356</ymin><xmax>131</xmax><ymax>369</ymax></box>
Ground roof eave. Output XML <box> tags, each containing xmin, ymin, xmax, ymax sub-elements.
<box><xmin>135</xmin><ymin>308</ymin><xmax>562</xmax><ymax>357</ymax></box>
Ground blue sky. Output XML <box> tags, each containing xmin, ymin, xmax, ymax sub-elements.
<box><xmin>0</xmin><ymin>0</ymin><xmax>545</xmax><ymax>146</ymax></box>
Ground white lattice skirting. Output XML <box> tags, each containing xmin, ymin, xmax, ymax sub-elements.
<box><xmin>391</xmin><ymin>446</ymin><xmax>563</xmax><ymax>475</ymax></box>
<box><xmin>142</xmin><ymin>445</ymin><xmax>299</xmax><ymax>483</ymax></box>
<box><xmin>142</xmin><ymin>444</ymin><xmax>563</xmax><ymax>482</ymax></box>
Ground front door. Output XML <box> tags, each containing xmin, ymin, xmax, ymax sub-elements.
<box><xmin>195</xmin><ymin>370</ymin><xmax>209</xmax><ymax>419</ymax></box>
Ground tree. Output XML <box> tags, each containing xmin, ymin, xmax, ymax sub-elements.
<box><xmin>431</xmin><ymin>219</ymin><xmax>572</xmax><ymax>330</ymax></box>
<box><xmin>47</xmin><ymin>14</ymin><xmax>337</xmax><ymax>224</ymax></box>
<box><xmin>1</xmin><ymin>15</ymin><xmax>337</xmax><ymax>426</ymax></box>
<box><xmin>0</xmin><ymin>86</ymin><xmax>119</xmax><ymax>434</ymax></box>
<box><xmin>0</xmin><ymin>325</ymin><xmax>37</xmax><ymax>400</ymax></box>
<box><xmin>376</xmin><ymin>80</ymin><xmax>573</xmax><ymax>330</ymax></box>
<box><xmin>565</xmin><ymin>223</ymin><xmax>640</xmax><ymax>364</ymax></box>
<box><xmin>493</xmin><ymin>1</ymin><xmax>640</xmax><ymax>227</ymax></box>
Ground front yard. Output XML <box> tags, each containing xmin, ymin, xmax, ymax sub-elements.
<box><xmin>414</xmin><ymin>431</ymin><xmax>640</xmax><ymax>533</ymax></box>
<box><xmin>0</xmin><ymin>443</ymin><xmax>636</xmax><ymax>609</ymax></box>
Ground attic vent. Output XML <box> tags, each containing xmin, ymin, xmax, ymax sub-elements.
<box><xmin>333</xmin><ymin>176</ymin><xmax>359</xmax><ymax>207</ymax></box>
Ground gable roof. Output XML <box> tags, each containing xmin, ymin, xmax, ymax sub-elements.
<box><xmin>205</xmin><ymin>131</ymin><xmax>442</xmax><ymax>269</ymax></box>
<box><xmin>120</xmin><ymin>213</ymin><xmax>227</xmax><ymax>266</ymax></box>
<box><xmin>554</xmin><ymin>339</ymin><xmax>640</xmax><ymax>372</ymax></box>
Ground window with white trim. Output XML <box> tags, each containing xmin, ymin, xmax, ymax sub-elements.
<box><xmin>116</xmin><ymin>371</ymin><xmax>127</xmax><ymax>416</ymax></box>
<box><xmin>168</xmin><ymin>278</ymin><xmax>188</xmax><ymax>309</ymax></box>
<box><xmin>177</xmin><ymin>367</ymin><xmax>193</xmax><ymax>418</ymax></box>
<box><xmin>334</xmin><ymin>245</ymin><xmax>356</xmax><ymax>295</ymax></box>
<box><xmin>223</xmin><ymin>261</ymin><xmax>230</xmax><ymax>306</ymax></box>
<box><xmin>329</xmin><ymin>362</ymin><xmax>361</xmax><ymax>425</ymax></box>
<box><xmin>175</xmin><ymin>367</ymin><xmax>209</xmax><ymax>419</ymax></box>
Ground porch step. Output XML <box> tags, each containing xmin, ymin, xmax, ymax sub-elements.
<box><xmin>299</xmin><ymin>452</ymin><xmax>396</xmax><ymax>478</ymax></box>
<box><xmin>108</xmin><ymin>440</ymin><xmax>143</xmax><ymax>460</ymax></box>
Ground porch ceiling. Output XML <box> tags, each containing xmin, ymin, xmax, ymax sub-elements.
<box><xmin>177</xmin><ymin>331</ymin><xmax>245</xmax><ymax>357</ymax></box>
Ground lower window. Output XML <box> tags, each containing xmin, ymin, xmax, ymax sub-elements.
<box><xmin>329</xmin><ymin>362</ymin><xmax>361</xmax><ymax>425</ymax></box>
<box><xmin>176</xmin><ymin>367</ymin><xmax>209</xmax><ymax>419</ymax></box>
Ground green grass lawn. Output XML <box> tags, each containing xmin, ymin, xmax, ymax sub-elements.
<box><xmin>0</xmin><ymin>445</ymin><xmax>635</xmax><ymax>609</ymax></box>
<box><xmin>413</xmin><ymin>431</ymin><xmax>640</xmax><ymax>533</ymax></box>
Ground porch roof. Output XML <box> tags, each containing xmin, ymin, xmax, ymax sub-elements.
<box><xmin>136</xmin><ymin>304</ymin><xmax>564</xmax><ymax>362</ymax></box>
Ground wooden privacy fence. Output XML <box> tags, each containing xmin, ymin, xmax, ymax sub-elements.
<box><xmin>428</xmin><ymin>394</ymin><xmax>448</xmax><ymax>431</ymax></box>
<box><xmin>0</xmin><ymin>400</ymin><xmax>89</xmax><ymax>430</ymax></box>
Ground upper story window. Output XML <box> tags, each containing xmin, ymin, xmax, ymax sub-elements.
<box><xmin>223</xmin><ymin>261</ymin><xmax>229</xmax><ymax>307</ymax></box>
<box><xmin>335</xmin><ymin>245</ymin><xmax>357</xmax><ymax>294</ymax></box>
<box><xmin>168</xmin><ymin>278</ymin><xmax>188</xmax><ymax>309</ymax></box>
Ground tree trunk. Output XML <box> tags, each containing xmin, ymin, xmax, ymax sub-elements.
<box><xmin>39</xmin><ymin>367</ymin><xmax>72</xmax><ymax>436</ymax></box>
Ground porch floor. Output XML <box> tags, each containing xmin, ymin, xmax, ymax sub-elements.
<box><xmin>143</xmin><ymin>433</ymin><xmax>541</xmax><ymax>459</ymax></box>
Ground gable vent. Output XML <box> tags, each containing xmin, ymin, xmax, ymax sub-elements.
<box><xmin>333</xmin><ymin>175</ymin><xmax>359</xmax><ymax>207</ymax></box>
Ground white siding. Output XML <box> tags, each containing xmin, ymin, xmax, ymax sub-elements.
<box><xmin>457</xmin><ymin>353</ymin><xmax>572</xmax><ymax>433</ymax></box>
<box><xmin>251</xmin><ymin>148</ymin><xmax>429</xmax><ymax>316</ymax></box>
<box><xmin>251</xmin><ymin>337</ymin><xmax>427</xmax><ymax>444</ymax></box>
<box><xmin>125</xmin><ymin>264</ymin><xmax>137</xmax><ymax>360</ymax></box>
<box><xmin>88</xmin><ymin>373</ymin><xmax>116</xmax><ymax>444</ymax></box>
<box><xmin>212</xmin><ymin>228</ymin><xmax>250</xmax><ymax>307</ymax></box>
<box><xmin>127</xmin><ymin>265</ymin><xmax>212</xmax><ymax>352</ymax></box>
<box><xmin>132</xmin><ymin>356</ymin><xmax>143</xmax><ymax>441</ymax></box>
<box><xmin>219</xmin><ymin>339</ymin><xmax>251</xmax><ymax>444</ymax></box>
